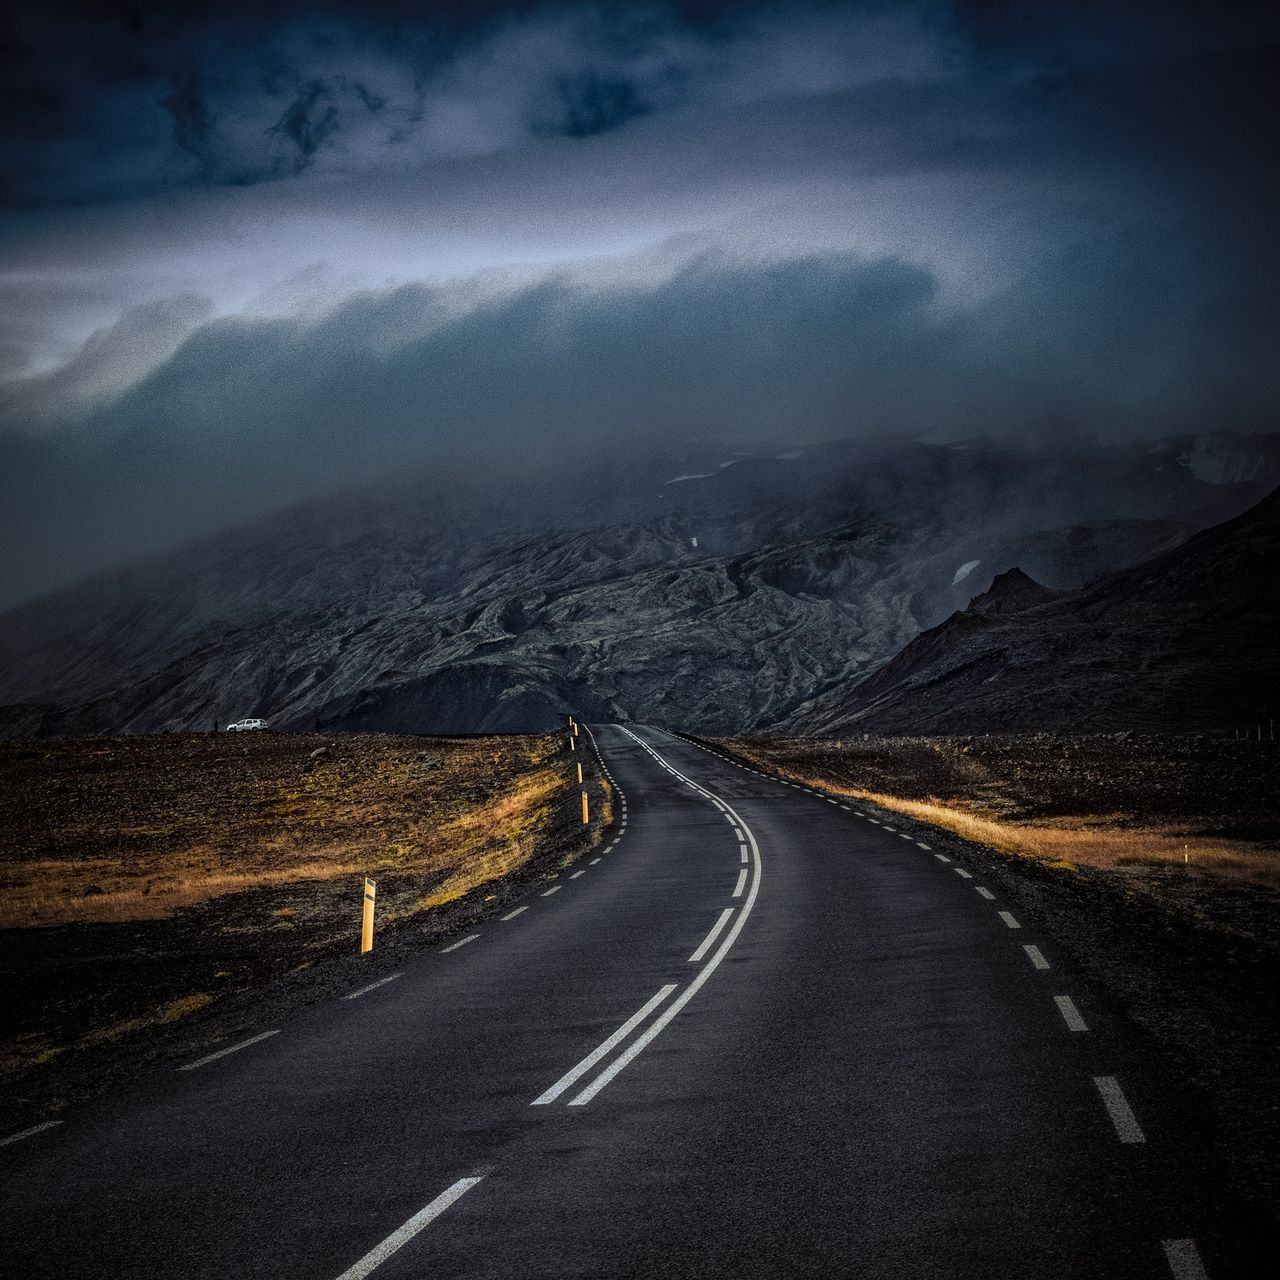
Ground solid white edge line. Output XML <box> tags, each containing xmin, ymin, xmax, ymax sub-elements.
<box><xmin>1054</xmin><ymin>994</ymin><xmax>1088</xmax><ymax>1032</ymax></box>
<box><xmin>177</xmin><ymin>1029</ymin><xmax>280</xmax><ymax>1072</ymax></box>
<box><xmin>688</xmin><ymin>908</ymin><xmax>735</xmax><ymax>963</ymax></box>
<box><xmin>1094</xmin><ymin>1075</ymin><xmax>1147</xmax><ymax>1143</ymax></box>
<box><xmin>531</xmin><ymin>984</ymin><xmax>679</xmax><ymax>1105</ymax></box>
<box><xmin>500</xmin><ymin>906</ymin><xmax>529</xmax><ymax>921</ymax></box>
<box><xmin>441</xmin><ymin>934</ymin><xmax>479</xmax><ymax>952</ymax></box>
<box><xmin>333</xmin><ymin>1176</ymin><xmax>485</xmax><ymax>1280</ymax></box>
<box><xmin>344</xmin><ymin>973</ymin><xmax>404</xmax><ymax>1000</ymax></box>
<box><xmin>732</xmin><ymin>867</ymin><xmax>748</xmax><ymax>898</ymax></box>
<box><xmin>1161</xmin><ymin>1239</ymin><xmax>1210</xmax><ymax>1280</ymax></box>
<box><xmin>0</xmin><ymin>1119</ymin><xmax>63</xmax><ymax>1147</ymax></box>
<box><xmin>1024</xmin><ymin>944</ymin><xmax>1050</xmax><ymax>969</ymax></box>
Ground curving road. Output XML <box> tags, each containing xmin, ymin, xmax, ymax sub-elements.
<box><xmin>0</xmin><ymin>725</ymin><xmax>1263</xmax><ymax>1277</ymax></box>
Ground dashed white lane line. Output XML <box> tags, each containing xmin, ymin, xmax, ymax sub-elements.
<box><xmin>868</xmin><ymin>818</ymin><xmax>881</xmax><ymax>825</ymax></box>
<box><xmin>1055</xmin><ymin>995</ymin><xmax>1088</xmax><ymax>1032</ymax></box>
<box><xmin>589</xmin><ymin>857</ymin><xmax>601</xmax><ymax>865</ymax></box>
<box><xmin>541</xmin><ymin>885</ymin><xmax>562</xmax><ymax>897</ymax></box>
<box><xmin>882</xmin><ymin>825</ymin><xmax>897</xmax><ymax>832</ymax></box>
<box><xmin>177</xmin><ymin>1029</ymin><xmax>281</xmax><ymax>1072</ymax></box>
<box><xmin>976</xmin><ymin>886</ymin><xmax>996</xmax><ymax>900</ymax></box>
<box><xmin>344</xmin><ymin>973</ymin><xmax>404</xmax><ymax>1000</ymax></box>
<box><xmin>570</xmin><ymin>870</ymin><xmax>586</xmax><ymax>879</ymax></box>
<box><xmin>689</xmin><ymin>908</ymin><xmax>735</xmax><ymax>963</ymax></box>
<box><xmin>0</xmin><ymin>1120</ymin><xmax>62</xmax><ymax>1147</ymax></box>
<box><xmin>839</xmin><ymin>805</ymin><xmax>851</xmax><ymax>811</ymax></box>
<box><xmin>532</xmin><ymin>985</ymin><xmax>679</xmax><ymax>1105</ymax></box>
<box><xmin>1024</xmin><ymin>944</ymin><xmax>1050</xmax><ymax>969</ymax></box>
<box><xmin>898</xmin><ymin>833</ymin><xmax>913</xmax><ymax>841</ymax></box>
<box><xmin>732</xmin><ymin>867</ymin><xmax>748</xmax><ymax>898</ymax></box>
<box><xmin>1161</xmin><ymin>1239</ymin><xmax>1210</xmax><ymax>1280</ymax></box>
<box><xmin>500</xmin><ymin>906</ymin><xmax>529</xmax><ymax>921</ymax></box>
<box><xmin>916</xmin><ymin>841</ymin><xmax>931</xmax><ymax>850</ymax></box>
<box><xmin>998</xmin><ymin>911</ymin><xmax>1022</xmax><ymax>930</ymax></box>
<box><xmin>739</xmin><ymin>844</ymin><xmax>749</xmax><ymax>864</ymax></box>
<box><xmin>954</xmin><ymin>868</ymin><xmax>973</xmax><ymax>879</ymax></box>
<box><xmin>441</xmin><ymin>934</ymin><xmax>480</xmax><ymax>953</ymax></box>
<box><xmin>1094</xmin><ymin>1075</ymin><xmax>1147</xmax><ymax>1143</ymax></box>
<box><xmin>333</xmin><ymin>1175</ymin><xmax>485</xmax><ymax>1280</ymax></box>
<box><xmin>934</xmin><ymin>853</ymin><xmax>952</xmax><ymax>863</ymax></box>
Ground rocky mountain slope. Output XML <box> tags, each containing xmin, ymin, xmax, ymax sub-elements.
<box><xmin>0</xmin><ymin>432</ymin><xmax>1275</xmax><ymax>736</ymax></box>
<box><xmin>795</xmin><ymin>482</ymin><xmax>1280</xmax><ymax>735</ymax></box>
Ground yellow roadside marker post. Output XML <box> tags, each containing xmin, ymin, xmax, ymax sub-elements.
<box><xmin>581</xmin><ymin>790</ymin><xmax>590</xmax><ymax>824</ymax></box>
<box><xmin>360</xmin><ymin>878</ymin><xmax>376</xmax><ymax>954</ymax></box>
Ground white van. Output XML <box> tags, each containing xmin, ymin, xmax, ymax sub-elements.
<box><xmin>226</xmin><ymin>718</ymin><xmax>269</xmax><ymax>732</ymax></box>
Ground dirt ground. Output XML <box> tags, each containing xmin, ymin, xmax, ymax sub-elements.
<box><xmin>0</xmin><ymin>729</ymin><xmax>607</xmax><ymax>1130</ymax></box>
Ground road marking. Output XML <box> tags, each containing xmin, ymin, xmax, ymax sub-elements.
<box><xmin>500</xmin><ymin>906</ymin><xmax>529</xmax><ymax>921</ymax></box>
<box><xmin>0</xmin><ymin>1120</ymin><xmax>62</xmax><ymax>1147</ymax></box>
<box><xmin>739</xmin><ymin>845</ymin><xmax>748</xmax><ymax>863</ymax></box>
<box><xmin>541</xmin><ymin>885</ymin><xmax>561</xmax><ymax>896</ymax></box>
<box><xmin>883</xmin><ymin>825</ymin><xmax>897</xmax><ymax>831</ymax></box>
<box><xmin>333</xmin><ymin>1176</ymin><xmax>485</xmax><ymax>1280</ymax></box>
<box><xmin>934</xmin><ymin>853</ymin><xmax>951</xmax><ymax>862</ymax></box>
<box><xmin>1161</xmin><ymin>1239</ymin><xmax>1210</xmax><ymax>1280</ymax></box>
<box><xmin>1094</xmin><ymin>1075</ymin><xmax>1146</xmax><ymax>1142</ymax></box>
<box><xmin>570</xmin><ymin>870</ymin><xmax>586</xmax><ymax>879</ymax></box>
<box><xmin>1055</xmin><ymin>995</ymin><xmax>1088</xmax><ymax>1031</ymax></box>
<box><xmin>1024</xmin><ymin>944</ymin><xmax>1050</xmax><ymax>969</ymax></box>
<box><xmin>976</xmin><ymin>886</ymin><xmax>996</xmax><ymax>900</ymax></box>
<box><xmin>441</xmin><ymin>934</ymin><xmax>479</xmax><ymax>952</ymax></box>
<box><xmin>733</xmin><ymin>867</ymin><xmax>748</xmax><ymax>897</ymax></box>
<box><xmin>567</xmin><ymin>727</ymin><xmax>764</xmax><ymax>1106</ymax></box>
<box><xmin>689</xmin><ymin>908</ymin><xmax>735</xmax><ymax>962</ymax></box>
<box><xmin>916</xmin><ymin>841</ymin><xmax>931</xmax><ymax>849</ymax></box>
<box><xmin>998</xmin><ymin>911</ymin><xmax>1021</xmax><ymax>929</ymax></box>
<box><xmin>589</xmin><ymin>857</ymin><xmax>601</xmax><ymax>865</ymax></box>
<box><xmin>839</xmin><ymin>805</ymin><xmax>851</xmax><ymax>811</ymax></box>
<box><xmin>868</xmin><ymin>818</ymin><xmax>880</xmax><ymax>825</ymax></box>
<box><xmin>954</xmin><ymin>868</ymin><xmax>973</xmax><ymax>879</ymax></box>
<box><xmin>177</xmin><ymin>1029</ymin><xmax>281</xmax><ymax>1072</ymax></box>
<box><xmin>531</xmin><ymin>985</ymin><xmax>679</xmax><ymax>1105</ymax></box>
<box><xmin>344</xmin><ymin>973</ymin><xmax>404</xmax><ymax>999</ymax></box>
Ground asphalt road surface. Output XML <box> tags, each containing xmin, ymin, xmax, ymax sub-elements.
<box><xmin>0</xmin><ymin>725</ymin><xmax>1266</xmax><ymax>1278</ymax></box>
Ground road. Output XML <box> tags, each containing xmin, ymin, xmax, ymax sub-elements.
<box><xmin>0</xmin><ymin>724</ymin><xmax>1263</xmax><ymax>1278</ymax></box>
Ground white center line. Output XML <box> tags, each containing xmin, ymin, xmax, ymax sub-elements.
<box><xmin>954</xmin><ymin>868</ymin><xmax>973</xmax><ymax>879</ymax></box>
<box><xmin>541</xmin><ymin>885</ymin><xmax>561</xmax><ymax>896</ymax></box>
<box><xmin>732</xmin><ymin>867</ymin><xmax>748</xmax><ymax>897</ymax></box>
<box><xmin>500</xmin><ymin>906</ymin><xmax>529</xmax><ymax>921</ymax></box>
<box><xmin>1094</xmin><ymin>1075</ymin><xmax>1146</xmax><ymax>1143</ymax></box>
<box><xmin>1023</xmin><ymin>944</ymin><xmax>1050</xmax><ymax>969</ymax></box>
<box><xmin>1161</xmin><ymin>1239</ymin><xmax>1210</xmax><ymax>1280</ymax></box>
<box><xmin>0</xmin><ymin>1119</ymin><xmax>63</xmax><ymax>1147</ymax></box>
<box><xmin>531</xmin><ymin>985</ymin><xmax>679</xmax><ymax>1105</ymax></box>
<box><xmin>976</xmin><ymin>886</ymin><xmax>996</xmax><ymax>900</ymax></box>
<box><xmin>1054</xmin><ymin>994</ymin><xmax>1089</xmax><ymax>1032</ymax></box>
<box><xmin>998</xmin><ymin>911</ymin><xmax>1022</xmax><ymax>929</ymax></box>
<box><xmin>441</xmin><ymin>934</ymin><xmax>479</xmax><ymax>952</ymax></box>
<box><xmin>570</xmin><ymin>870</ymin><xmax>586</xmax><ymax>879</ymax></box>
<box><xmin>688</xmin><ymin>908</ymin><xmax>735</xmax><ymax>963</ymax></box>
<box><xmin>344</xmin><ymin>973</ymin><xmax>404</xmax><ymax>1000</ymax></box>
<box><xmin>177</xmin><ymin>1029</ymin><xmax>281</xmax><ymax>1072</ymax></box>
<box><xmin>333</xmin><ymin>1176</ymin><xmax>485</xmax><ymax>1280</ymax></box>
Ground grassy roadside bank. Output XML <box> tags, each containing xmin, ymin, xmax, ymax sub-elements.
<box><xmin>0</xmin><ymin>730</ymin><xmax>609</xmax><ymax>1126</ymax></box>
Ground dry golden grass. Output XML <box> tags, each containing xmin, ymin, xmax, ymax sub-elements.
<box><xmin>0</xmin><ymin>732</ymin><xmax>581</xmax><ymax>928</ymax></box>
<box><xmin>724</xmin><ymin>743</ymin><xmax>1280</xmax><ymax>889</ymax></box>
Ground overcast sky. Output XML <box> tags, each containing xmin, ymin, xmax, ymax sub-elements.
<box><xmin>1</xmin><ymin>1</ymin><xmax>1278</xmax><ymax>604</ymax></box>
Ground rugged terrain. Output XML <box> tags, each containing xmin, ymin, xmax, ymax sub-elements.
<box><xmin>795</xmin><ymin>479</ymin><xmax>1280</xmax><ymax>734</ymax></box>
<box><xmin>0</xmin><ymin>730</ymin><xmax>606</xmax><ymax>1130</ymax></box>
<box><xmin>0</xmin><ymin>431</ymin><xmax>1275</xmax><ymax>737</ymax></box>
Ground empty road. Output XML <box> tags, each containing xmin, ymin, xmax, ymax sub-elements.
<box><xmin>0</xmin><ymin>725</ymin><xmax>1264</xmax><ymax>1277</ymax></box>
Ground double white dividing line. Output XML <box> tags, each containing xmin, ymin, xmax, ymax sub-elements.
<box><xmin>530</xmin><ymin>725</ymin><xmax>762</xmax><ymax>1108</ymax></box>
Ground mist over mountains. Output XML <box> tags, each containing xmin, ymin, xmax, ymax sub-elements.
<box><xmin>1</xmin><ymin>430</ymin><xmax>1274</xmax><ymax>738</ymax></box>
